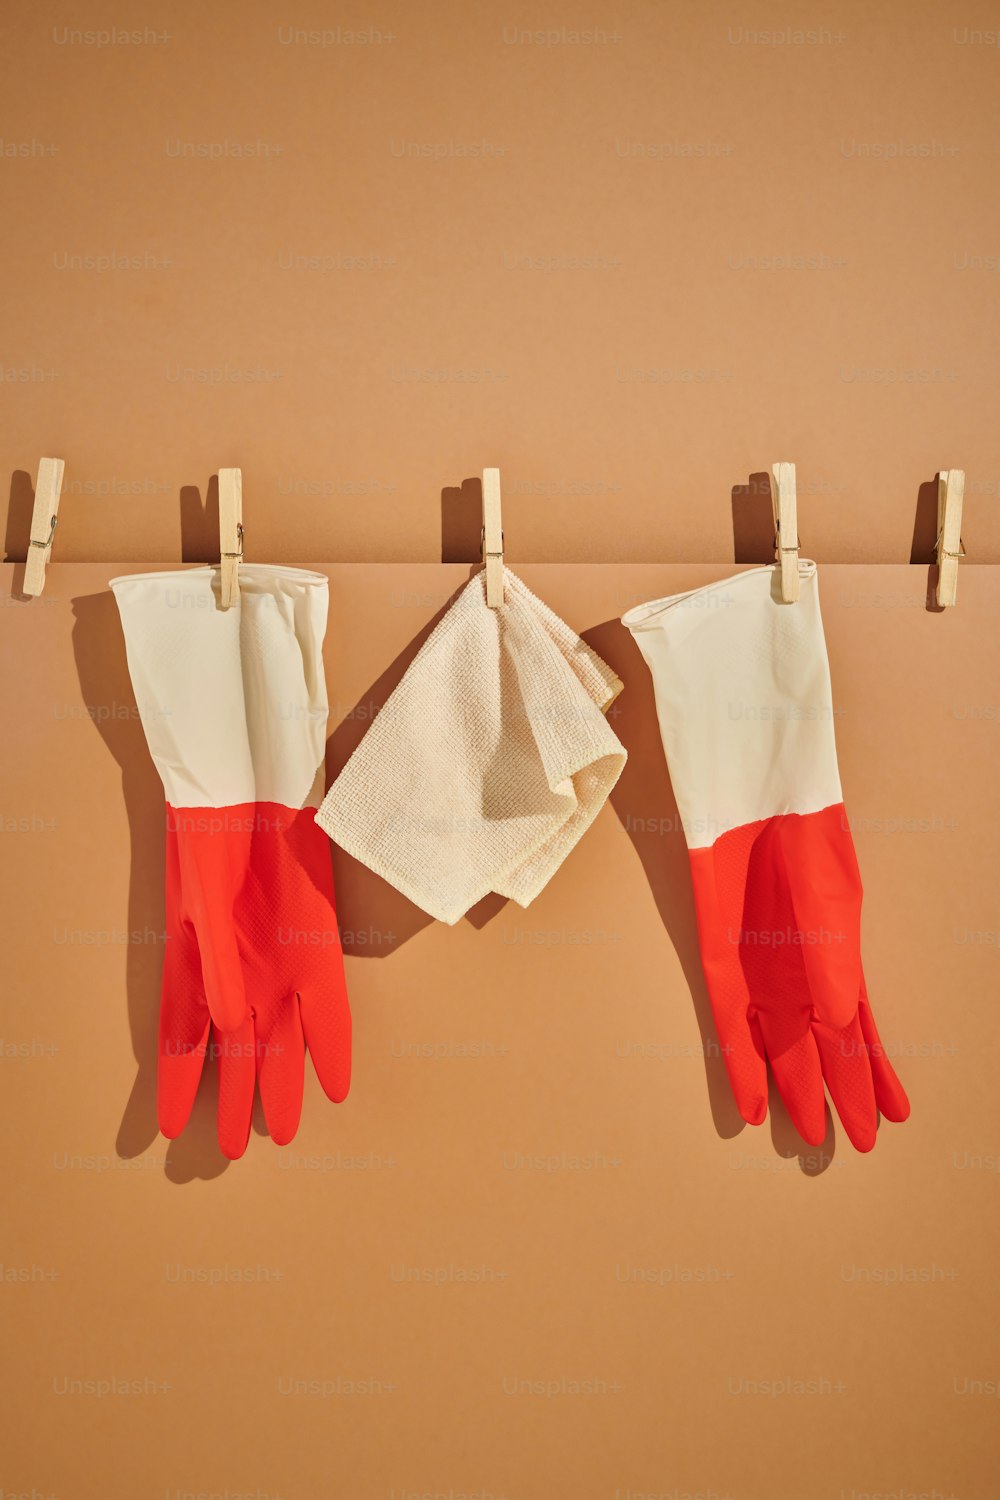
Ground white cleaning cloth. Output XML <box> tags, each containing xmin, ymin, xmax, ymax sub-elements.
<box><xmin>316</xmin><ymin>569</ymin><xmax>626</xmax><ymax>924</ymax></box>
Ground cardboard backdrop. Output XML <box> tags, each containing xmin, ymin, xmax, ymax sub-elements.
<box><xmin>4</xmin><ymin>0</ymin><xmax>1000</xmax><ymax>1492</ymax></box>
<box><xmin>2</xmin><ymin>0</ymin><xmax>1000</xmax><ymax>570</ymax></box>
<box><xmin>1</xmin><ymin>560</ymin><xmax>997</xmax><ymax>1499</ymax></box>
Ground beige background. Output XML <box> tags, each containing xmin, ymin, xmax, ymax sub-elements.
<box><xmin>1</xmin><ymin>0</ymin><xmax>1000</xmax><ymax>568</ymax></box>
<box><xmin>1</xmin><ymin>560</ymin><xmax>999</xmax><ymax>1499</ymax></box>
<box><xmin>2</xmin><ymin>0</ymin><xmax>1000</xmax><ymax>1496</ymax></box>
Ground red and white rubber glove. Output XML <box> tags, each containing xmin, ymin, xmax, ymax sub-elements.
<box><xmin>623</xmin><ymin>563</ymin><xmax>909</xmax><ymax>1152</ymax></box>
<box><xmin>111</xmin><ymin>565</ymin><xmax>351</xmax><ymax>1158</ymax></box>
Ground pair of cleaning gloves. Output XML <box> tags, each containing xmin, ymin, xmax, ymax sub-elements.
<box><xmin>112</xmin><ymin>561</ymin><xmax>908</xmax><ymax>1159</ymax></box>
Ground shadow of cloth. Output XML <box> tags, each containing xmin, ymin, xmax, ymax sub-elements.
<box><xmin>584</xmin><ymin>615</ymin><xmax>838</xmax><ymax>1171</ymax></box>
<box><xmin>70</xmin><ymin>587</ymin><xmax>231</xmax><ymax>1183</ymax></box>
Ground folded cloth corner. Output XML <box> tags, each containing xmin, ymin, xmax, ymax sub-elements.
<box><xmin>315</xmin><ymin>568</ymin><xmax>627</xmax><ymax>924</ymax></box>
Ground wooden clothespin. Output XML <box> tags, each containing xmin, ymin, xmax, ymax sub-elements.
<box><xmin>23</xmin><ymin>457</ymin><xmax>66</xmax><ymax>598</ymax></box>
<box><xmin>218</xmin><ymin>467</ymin><xmax>243</xmax><ymax>609</ymax></box>
<box><xmin>771</xmin><ymin>461</ymin><xmax>800</xmax><ymax>603</ymax></box>
<box><xmin>482</xmin><ymin>467</ymin><xmax>504</xmax><ymax>607</ymax></box>
<box><xmin>935</xmin><ymin>469</ymin><xmax>965</xmax><ymax>608</ymax></box>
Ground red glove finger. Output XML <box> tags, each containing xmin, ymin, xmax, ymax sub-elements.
<box><xmin>777</xmin><ymin>806</ymin><xmax>863</xmax><ymax>1031</ymax></box>
<box><xmin>857</xmin><ymin>979</ymin><xmax>910</xmax><ymax>1124</ymax></box>
<box><xmin>301</xmin><ymin>986</ymin><xmax>352</xmax><ymax>1105</ymax></box>
<box><xmin>157</xmin><ymin>909</ymin><xmax>211</xmax><ymax>1142</ymax></box>
<box><xmin>169</xmin><ymin>810</ymin><xmax>250</xmax><ymax>1033</ymax></box>
<box><xmin>214</xmin><ymin>1021</ymin><xmax>257</xmax><ymax>1161</ymax></box>
<box><xmin>688</xmin><ymin>823</ymin><xmax>769</xmax><ymax>1124</ymax></box>
<box><xmin>811</xmin><ymin>1012</ymin><xmax>879</xmax><ymax>1152</ymax></box>
<box><xmin>754</xmin><ymin>1006</ymin><xmax>828</xmax><ymax>1146</ymax></box>
<box><xmin>254</xmin><ymin>999</ymin><xmax>306</xmax><ymax>1148</ymax></box>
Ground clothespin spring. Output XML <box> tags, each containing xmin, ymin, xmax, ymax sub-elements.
<box><xmin>29</xmin><ymin>514</ymin><xmax>58</xmax><ymax>552</ymax></box>
<box><xmin>222</xmin><ymin>522</ymin><xmax>244</xmax><ymax>563</ymax></box>
<box><xmin>933</xmin><ymin>528</ymin><xmax>965</xmax><ymax>563</ymax></box>
<box><xmin>481</xmin><ymin>526</ymin><xmax>504</xmax><ymax>562</ymax></box>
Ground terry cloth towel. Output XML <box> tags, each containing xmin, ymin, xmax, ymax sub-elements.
<box><xmin>316</xmin><ymin>568</ymin><xmax>627</xmax><ymax>924</ymax></box>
